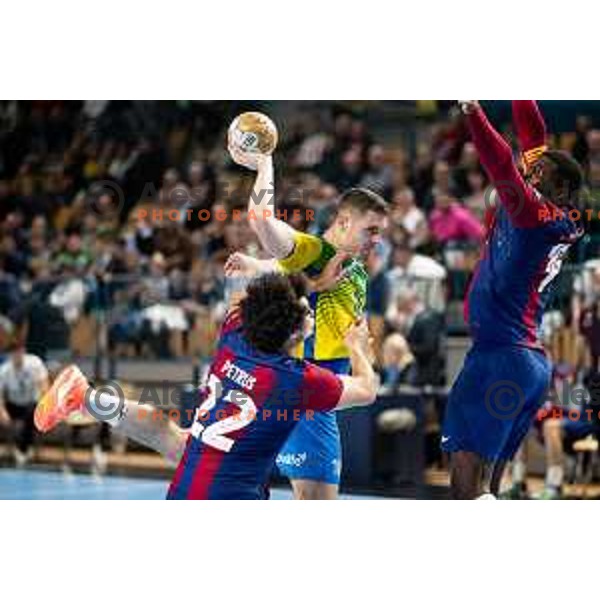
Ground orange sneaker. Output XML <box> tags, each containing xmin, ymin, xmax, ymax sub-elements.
<box><xmin>34</xmin><ymin>365</ymin><xmax>89</xmax><ymax>433</ymax></box>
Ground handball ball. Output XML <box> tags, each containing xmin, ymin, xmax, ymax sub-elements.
<box><xmin>228</xmin><ymin>112</ymin><xmax>278</xmax><ymax>155</ymax></box>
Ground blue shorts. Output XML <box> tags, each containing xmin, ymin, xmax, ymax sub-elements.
<box><xmin>276</xmin><ymin>410</ymin><xmax>342</xmax><ymax>484</ymax></box>
<box><xmin>562</xmin><ymin>416</ymin><xmax>600</xmax><ymax>441</ymax></box>
<box><xmin>441</xmin><ymin>343</ymin><xmax>552</xmax><ymax>462</ymax></box>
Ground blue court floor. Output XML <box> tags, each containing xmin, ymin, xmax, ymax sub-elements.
<box><xmin>0</xmin><ymin>468</ymin><xmax>378</xmax><ymax>500</ymax></box>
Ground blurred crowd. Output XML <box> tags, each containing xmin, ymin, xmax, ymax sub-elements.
<box><xmin>0</xmin><ymin>100</ymin><xmax>599</xmax><ymax>393</ymax></box>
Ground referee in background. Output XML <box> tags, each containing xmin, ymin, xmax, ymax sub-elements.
<box><xmin>0</xmin><ymin>342</ymin><xmax>49</xmax><ymax>467</ymax></box>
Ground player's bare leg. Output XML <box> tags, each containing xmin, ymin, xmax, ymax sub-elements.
<box><xmin>449</xmin><ymin>451</ymin><xmax>495</xmax><ymax>499</ymax></box>
<box><xmin>290</xmin><ymin>479</ymin><xmax>338</xmax><ymax>500</ymax></box>
<box><xmin>35</xmin><ymin>365</ymin><xmax>187</xmax><ymax>465</ymax></box>
<box><xmin>532</xmin><ymin>418</ymin><xmax>564</xmax><ymax>498</ymax></box>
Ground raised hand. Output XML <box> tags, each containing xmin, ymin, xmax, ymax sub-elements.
<box><xmin>344</xmin><ymin>318</ymin><xmax>374</xmax><ymax>358</ymax></box>
<box><xmin>458</xmin><ymin>100</ymin><xmax>480</xmax><ymax>114</ymax></box>
<box><xmin>224</xmin><ymin>252</ymin><xmax>261</xmax><ymax>279</ymax></box>
<box><xmin>305</xmin><ymin>251</ymin><xmax>351</xmax><ymax>293</ymax></box>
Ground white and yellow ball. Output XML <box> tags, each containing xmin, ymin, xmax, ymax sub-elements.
<box><xmin>228</xmin><ymin>112</ymin><xmax>278</xmax><ymax>155</ymax></box>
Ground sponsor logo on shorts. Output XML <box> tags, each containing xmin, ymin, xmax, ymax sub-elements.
<box><xmin>276</xmin><ymin>452</ymin><xmax>307</xmax><ymax>468</ymax></box>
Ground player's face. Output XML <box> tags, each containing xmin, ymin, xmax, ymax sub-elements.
<box><xmin>338</xmin><ymin>210</ymin><xmax>388</xmax><ymax>258</ymax></box>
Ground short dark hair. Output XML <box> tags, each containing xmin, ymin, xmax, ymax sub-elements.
<box><xmin>338</xmin><ymin>187</ymin><xmax>389</xmax><ymax>215</ymax></box>
<box><xmin>240</xmin><ymin>273</ymin><xmax>307</xmax><ymax>354</ymax></box>
<box><xmin>543</xmin><ymin>150</ymin><xmax>584</xmax><ymax>201</ymax></box>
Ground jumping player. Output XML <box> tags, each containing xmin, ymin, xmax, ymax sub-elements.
<box><xmin>229</xmin><ymin>143</ymin><xmax>388</xmax><ymax>499</ymax></box>
<box><xmin>34</xmin><ymin>272</ymin><xmax>379</xmax><ymax>500</ymax></box>
<box><xmin>442</xmin><ymin>101</ymin><xmax>585</xmax><ymax>498</ymax></box>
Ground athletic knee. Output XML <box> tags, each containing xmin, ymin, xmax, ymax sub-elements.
<box><xmin>292</xmin><ymin>481</ymin><xmax>337</xmax><ymax>500</ymax></box>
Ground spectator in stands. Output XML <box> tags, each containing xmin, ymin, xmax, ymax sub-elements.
<box><xmin>509</xmin><ymin>370</ymin><xmax>600</xmax><ymax>500</ymax></box>
<box><xmin>389</xmin><ymin>187</ymin><xmax>429</xmax><ymax>250</ymax></box>
<box><xmin>462</xmin><ymin>167</ymin><xmax>490</xmax><ymax>222</ymax></box>
<box><xmin>385</xmin><ymin>287</ymin><xmax>445</xmax><ymax>386</ymax></box>
<box><xmin>307</xmin><ymin>182</ymin><xmax>338</xmax><ymax>235</ymax></box>
<box><xmin>380</xmin><ymin>332</ymin><xmax>418</xmax><ymax>391</ymax></box>
<box><xmin>411</xmin><ymin>143</ymin><xmax>434</xmax><ymax>204</ymax></box>
<box><xmin>0</xmin><ymin>258</ymin><xmax>21</xmax><ymax>316</ymax></box>
<box><xmin>580</xmin><ymin>301</ymin><xmax>600</xmax><ymax>372</ymax></box>
<box><xmin>423</xmin><ymin>160</ymin><xmax>457</xmax><ymax>212</ymax></box>
<box><xmin>1</xmin><ymin>229</ymin><xmax>27</xmax><ymax>277</ymax></box>
<box><xmin>385</xmin><ymin>242</ymin><xmax>447</xmax><ymax>312</ymax></box>
<box><xmin>360</xmin><ymin>144</ymin><xmax>393</xmax><ymax>198</ymax></box>
<box><xmin>572</xmin><ymin>259</ymin><xmax>600</xmax><ymax>330</ymax></box>
<box><xmin>0</xmin><ymin>343</ymin><xmax>49</xmax><ymax>467</ymax></box>
<box><xmin>153</xmin><ymin>220</ymin><xmax>193</xmax><ymax>271</ymax></box>
<box><xmin>54</xmin><ymin>233</ymin><xmax>92</xmax><ymax>272</ymax></box>
<box><xmin>294</xmin><ymin>115</ymin><xmax>331</xmax><ymax>170</ymax></box>
<box><xmin>452</xmin><ymin>142</ymin><xmax>480</xmax><ymax>196</ymax></box>
<box><xmin>186</xmin><ymin>160</ymin><xmax>215</xmax><ymax>228</ymax></box>
<box><xmin>13</xmin><ymin>279</ymin><xmax>71</xmax><ymax>361</ymax></box>
<box><xmin>429</xmin><ymin>191</ymin><xmax>485</xmax><ymax>246</ymax></box>
<box><xmin>49</xmin><ymin>265</ymin><xmax>89</xmax><ymax>325</ymax></box>
<box><xmin>334</xmin><ymin>144</ymin><xmax>364</xmax><ymax>190</ymax></box>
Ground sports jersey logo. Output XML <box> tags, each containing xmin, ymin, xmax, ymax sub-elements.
<box><xmin>276</xmin><ymin>452</ymin><xmax>307</xmax><ymax>468</ymax></box>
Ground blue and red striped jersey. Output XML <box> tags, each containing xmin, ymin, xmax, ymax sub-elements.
<box><xmin>466</xmin><ymin>200</ymin><xmax>582</xmax><ymax>348</ymax></box>
<box><xmin>465</xmin><ymin>102</ymin><xmax>584</xmax><ymax>349</ymax></box>
<box><xmin>167</xmin><ymin>313</ymin><xmax>343</xmax><ymax>499</ymax></box>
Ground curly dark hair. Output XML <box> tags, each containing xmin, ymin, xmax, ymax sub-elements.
<box><xmin>240</xmin><ymin>273</ymin><xmax>308</xmax><ymax>354</ymax></box>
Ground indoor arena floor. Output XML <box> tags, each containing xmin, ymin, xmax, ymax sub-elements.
<box><xmin>0</xmin><ymin>468</ymin><xmax>379</xmax><ymax>500</ymax></box>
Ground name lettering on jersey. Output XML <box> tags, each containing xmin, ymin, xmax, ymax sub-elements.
<box><xmin>220</xmin><ymin>360</ymin><xmax>256</xmax><ymax>392</ymax></box>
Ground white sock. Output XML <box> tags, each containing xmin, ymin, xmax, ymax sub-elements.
<box><xmin>512</xmin><ymin>460</ymin><xmax>527</xmax><ymax>484</ymax></box>
<box><xmin>476</xmin><ymin>493</ymin><xmax>497</xmax><ymax>500</ymax></box>
<box><xmin>86</xmin><ymin>389</ymin><xmax>126</xmax><ymax>427</ymax></box>
<box><xmin>546</xmin><ymin>465</ymin><xmax>564</xmax><ymax>489</ymax></box>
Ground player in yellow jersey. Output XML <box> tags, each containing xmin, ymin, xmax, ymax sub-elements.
<box><xmin>228</xmin><ymin>145</ymin><xmax>388</xmax><ymax>499</ymax></box>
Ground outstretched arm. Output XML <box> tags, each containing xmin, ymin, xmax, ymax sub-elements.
<box><xmin>337</xmin><ymin>319</ymin><xmax>379</xmax><ymax>408</ymax></box>
<box><xmin>512</xmin><ymin>100</ymin><xmax>548</xmax><ymax>170</ymax></box>
<box><xmin>460</xmin><ymin>101</ymin><xmax>541</xmax><ymax>227</ymax></box>
<box><xmin>224</xmin><ymin>251</ymin><xmax>349</xmax><ymax>294</ymax></box>
<box><xmin>228</xmin><ymin>144</ymin><xmax>297</xmax><ymax>259</ymax></box>
<box><xmin>300</xmin><ymin>320</ymin><xmax>379</xmax><ymax>413</ymax></box>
